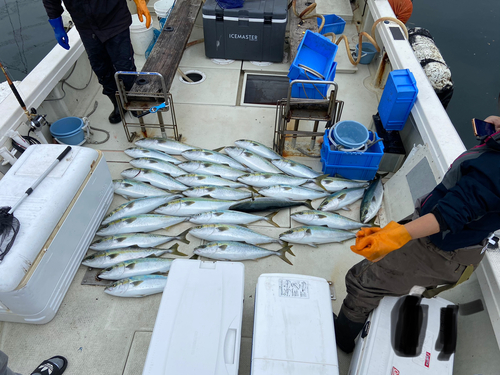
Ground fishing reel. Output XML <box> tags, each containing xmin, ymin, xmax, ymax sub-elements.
<box><xmin>27</xmin><ymin>108</ymin><xmax>49</xmax><ymax>144</ymax></box>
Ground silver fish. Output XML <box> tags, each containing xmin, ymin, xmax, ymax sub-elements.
<box><xmin>98</xmin><ymin>258</ymin><xmax>174</xmax><ymax>280</ymax></box>
<box><xmin>225</xmin><ymin>147</ymin><xmax>282</xmax><ymax>173</ymax></box>
<box><xmin>155</xmin><ymin>197</ymin><xmax>235</xmax><ymax>216</ymax></box>
<box><xmin>189</xmin><ymin>210</ymin><xmax>280</xmax><ymax>227</ymax></box>
<box><xmin>279</xmin><ymin>226</ymin><xmax>356</xmax><ymax>247</ymax></box>
<box><xmin>291</xmin><ymin>210</ymin><xmax>368</xmax><ymax>230</ymax></box>
<box><xmin>97</xmin><ymin>215</ymin><xmax>188</xmax><ymax>236</ymax></box>
<box><xmin>360</xmin><ymin>177</ymin><xmax>384</xmax><ymax>224</ymax></box>
<box><xmin>318</xmin><ymin>177</ymin><xmax>369</xmax><ymax>192</ymax></box>
<box><xmin>256</xmin><ymin>185</ymin><xmax>328</xmax><ymax>201</ymax></box>
<box><xmin>271</xmin><ymin>158</ymin><xmax>322</xmax><ymax>178</ymax></box>
<box><xmin>124</xmin><ymin>147</ymin><xmax>182</xmax><ymax>164</ymax></box>
<box><xmin>182</xmin><ymin>186</ymin><xmax>252</xmax><ymax>201</ymax></box>
<box><xmin>82</xmin><ymin>244</ymin><xmax>185</xmax><ymax>269</ymax></box>
<box><xmin>177</xmin><ymin>161</ymin><xmax>246</xmax><ymax>181</ymax></box>
<box><xmin>317</xmin><ymin>188</ymin><xmax>365</xmax><ymax>212</ymax></box>
<box><xmin>113</xmin><ymin>179</ymin><xmax>171</xmax><ymax>199</ymax></box>
<box><xmin>238</xmin><ymin>172</ymin><xmax>315</xmax><ymax>188</ymax></box>
<box><xmin>121</xmin><ymin>168</ymin><xmax>189</xmax><ymax>191</ymax></box>
<box><xmin>176</xmin><ymin>173</ymin><xmax>247</xmax><ymax>188</ymax></box>
<box><xmin>194</xmin><ymin>241</ymin><xmax>294</xmax><ymax>265</ymax></box>
<box><xmin>135</xmin><ymin>138</ymin><xmax>195</xmax><ymax>155</ymax></box>
<box><xmin>104</xmin><ymin>275</ymin><xmax>168</xmax><ymax>297</ymax></box>
<box><xmin>89</xmin><ymin>230</ymin><xmax>190</xmax><ymax>251</ymax></box>
<box><xmin>229</xmin><ymin>197</ymin><xmax>314</xmax><ymax>212</ymax></box>
<box><xmin>102</xmin><ymin>195</ymin><xmax>183</xmax><ymax>225</ymax></box>
<box><xmin>129</xmin><ymin>158</ymin><xmax>187</xmax><ymax>177</ymax></box>
<box><xmin>181</xmin><ymin>149</ymin><xmax>247</xmax><ymax>171</ymax></box>
<box><xmin>234</xmin><ymin>139</ymin><xmax>282</xmax><ymax>160</ymax></box>
<box><xmin>189</xmin><ymin>224</ymin><xmax>282</xmax><ymax>245</ymax></box>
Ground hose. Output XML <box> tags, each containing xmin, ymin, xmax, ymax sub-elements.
<box><xmin>291</xmin><ymin>1</ymin><xmax>325</xmax><ymax>33</ymax></box>
<box><xmin>335</xmin><ymin>17</ymin><xmax>409</xmax><ymax>66</ymax></box>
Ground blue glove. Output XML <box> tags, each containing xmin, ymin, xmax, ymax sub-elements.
<box><xmin>48</xmin><ymin>17</ymin><xmax>70</xmax><ymax>50</ymax></box>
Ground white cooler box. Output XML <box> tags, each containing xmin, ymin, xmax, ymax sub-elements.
<box><xmin>251</xmin><ymin>273</ymin><xmax>339</xmax><ymax>375</ymax></box>
<box><xmin>349</xmin><ymin>296</ymin><xmax>455</xmax><ymax>375</ymax></box>
<box><xmin>0</xmin><ymin>145</ymin><xmax>113</xmax><ymax>324</ymax></box>
<box><xmin>142</xmin><ymin>259</ymin><xmax>245</xmax><ymax>375</ymax></box>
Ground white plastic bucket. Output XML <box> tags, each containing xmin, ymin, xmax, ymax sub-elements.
<box><xmin>154</xmin><ymin>0</ymin><xmax>174</xmax><ymax>19</ymax></box>
<box><xmin>129</xmin><ymin>14</ymin><xmax>154</xmax><ymax>56</ymax></box>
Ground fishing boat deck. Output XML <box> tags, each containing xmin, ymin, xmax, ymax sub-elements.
<box><xmin>1</xmin><ymin>5</ymin><xmax>500</xmax><ymax>375</ymax></box>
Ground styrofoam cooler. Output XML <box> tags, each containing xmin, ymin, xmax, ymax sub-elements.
<box><xmin>349</xmin><ymin>296</ymin><xmax>455</xmax><ymax>375</ymax></box>
<box><xmin>0</xmin><ymin>145</ymin><xmax>113</xmax><ymax>324</ymax></box>
<box><xmin>251</xmin><ymin>273</ymin><xmax>339</xmax><ymax>375</ymax></box>
<box><xmin>142</xmin><ymin>259</ymin><xmax>245</xmax><ymax>375</ymax></box>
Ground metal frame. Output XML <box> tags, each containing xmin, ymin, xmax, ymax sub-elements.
<box><xmin>114</xmin><ymin>71</ymin><xmax>179</xmax><ymax>142</ymax></box>
<box><xmin>273</xmin><ymin>79</ymin><xmax>344</xmax><ymax>156</ymax></box>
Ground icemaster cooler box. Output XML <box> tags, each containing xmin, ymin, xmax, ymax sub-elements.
<box><xmin>0</xmin><ymin>145</ymin><xmax>113</xmax><ymax>324</ymax></box>
<box><xmin>202</xmin><ymin>0</ymin><xmax>288</xmax><ymax>62</ymax></box>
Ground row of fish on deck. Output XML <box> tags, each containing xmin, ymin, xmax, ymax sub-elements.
<box><xmin>82</xmin><ymin>138</ymin><xmax>384</xmax><ymax>297</ymax></box>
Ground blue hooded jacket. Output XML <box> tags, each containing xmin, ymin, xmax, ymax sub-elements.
<box><xmin>420</xmin><ymin>135</ymin><xmax>500</xmax><ymax>251</ymax></box>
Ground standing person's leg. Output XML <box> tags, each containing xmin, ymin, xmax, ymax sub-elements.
<box><xmin>80</xmin><ymin>33</ymin><xmax>126</xmax><ymax>123</ymax></box>
<box><xmin>104</xmin><ymin>29</ymin><xmax>136</xmax><ymax>92</ymax></box>
<box><xmin>0</xmin><ymin>351</ymin><xmax>21</xmax><ymax>375</ymax></box>
<box><xmin>336</xmin><ymin>237</ymin><xmax>484</xmax><ymax>353</ymax></box>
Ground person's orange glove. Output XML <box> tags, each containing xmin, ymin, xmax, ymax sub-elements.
<box><xmin>350</xmin><ymin>221</ymin><xmax>412</xmax><ymax>262</ymax></box>
<box><xmin>134</xmin><ymin>0</ymin><xmax>152</xmax><ymax>28</ymax></box>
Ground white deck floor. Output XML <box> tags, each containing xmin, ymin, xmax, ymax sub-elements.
<box><xmin>1</xmin><ymin>9</ymin><xmax>500</xmax><ymax>375</ymax></box>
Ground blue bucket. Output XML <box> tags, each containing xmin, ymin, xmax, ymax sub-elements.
<box><xmin>50</xmin><ymin>117</ymin><xmax>85</xmax><ymax>145</ymax></box>
<box><xmin>333</xmin><ymin>120</ymin><xmax>369</xmax><ymax>149</ymax></box>
<box><xmin>354</xmin><ymin>42</ymin><xmax>378</xmax><ymax>64</ymax></box>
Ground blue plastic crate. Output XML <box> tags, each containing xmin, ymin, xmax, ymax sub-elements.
<box><xmin>320</xmin><ymin>129</ymin><xmax>384</xmax><ymax>167</ymax></box>
<box><xmin>378</xmin><ymin>69</ymin><xmax>418</xmax><ymax>131</ymax></box>
<box><xmin>318</xmin><ymin>14</ymin><xmax>345</xmax><ymax>35</ymax></box>
<box><xmin>291</xmin><ymin>63</ymin><xmax>337</xmax><ymax>99</ymax></box>
<box><xmin>321</xmin><ymin>163</ymin><xmax>379</xmax><ymax>181</ymax></box>
<box><xmin>288</xmin><ymin>30</ymin><xmax>338</xmax><ymax>81</ymax></box>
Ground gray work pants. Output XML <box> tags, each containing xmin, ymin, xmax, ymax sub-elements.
<box><xmin>0</xmin><ymin>351</ymin><xmax>21</xmax><ymax>375</ymax></box>
<box><xmin>341</xmin><ymin>197</ymin><xmax>487</xmax><ymax>324</ymax></box>
<box><xmin>341</xmin><ymin>235</ymin><xmax>485</xmax><ymax>323</ymax></box>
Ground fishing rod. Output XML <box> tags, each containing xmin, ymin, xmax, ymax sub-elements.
<box><xmin>0</xmin><ymin>61</ymin><xmax>49</xmax><ymax>144</ymax></box>
<box><xmin>0</xmin><ymin>61</ymin><xmax>32</xmax><ymax>121</ymax></box>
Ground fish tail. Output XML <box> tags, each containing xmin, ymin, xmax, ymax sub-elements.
<box><xmin>248</xmin><ymin>186</ymin><xmax>260</xmax><ymax>195</ymax></box>
<box><xmin>304</xmin><ymin>199</ymin><xmax>314</xmax><ymax>210</ymax></box>
<box><xmin>364</xmin><ymin>216</ymin><xmax>379</xmax><ymax>227</ymax></box>
<box><xmin>212</xmin><ymin>146</ymin><xmax>224</xmax><ymax>152</ymax></box>
<box><xmin>168</xmin><ymin>243</ymin><xmax>188</xmax><ymax>256</ymax></box>
<box><xmin>176</xmin><ymin>228</ymin><xmax>191</xmax><ymax>245</ymax></box>
<box><xmin>313</xmin><ymin>174</ymin><xmax>329</xmax><ymax>191</ymax></box>
<box><xmin>190</xmin><ymin>254</ymin><xmax>199</xmax><ymax>260</ymax></box>
<box><xmin>287</xmin><ymin>245</ymin><xmax>295</xmax><ymax>257</ymax></box>
<box><xmin>276</xmin><ymin>245</ymin><xmax>294</xmax><ymax>265</ymax></box>
<box><xmin>264</xmin><ymin>211</ymin><xmax>280</xmax><ymax>228</ymax></box>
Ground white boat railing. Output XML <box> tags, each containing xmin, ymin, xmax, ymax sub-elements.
<box><xmin>0</xmin><ymin>28</ymin><xmax>84</xmax><ymax>148</ymax></box>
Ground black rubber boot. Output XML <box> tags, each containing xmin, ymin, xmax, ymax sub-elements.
<box><xmin>334</xmin><ymin>310</ymin><xmax>366</xmax><ymax>353</ymax></box>
<box><xmin>107</xmin><ymin>95</ymin><xmax>125</xmax><ymax>124</ymax></box>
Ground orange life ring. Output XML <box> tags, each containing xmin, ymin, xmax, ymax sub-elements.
<box><xmin>388</xmin><ymin>0</ymin><xmax>413</xmax><ymax>24</ymax></box>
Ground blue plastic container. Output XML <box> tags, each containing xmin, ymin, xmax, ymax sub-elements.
<box><xmin>318</xmin><ymin>14</ymin><xmax>345</xmax><ymax>35</ymax></box>
<box><xmin>333</xmin><ymin>120</ymin><xmax>369</xmax><ymax>149</ymax></box>
<box><xmin>290</xmin><ymin>62</ymin><xmax>337</xmax><ymax>99</ymax></box>
<box><xmin>354</xmin><ymin>42</ymin><xmax>378</xmax><ymax>64</ymax></box>
<box><xmin>288</xmin><ymin>30</ymin><xmax>338</xmax><ymax>81</ymax></box>
<box><xmin>320</xmin><ymin>130</ymin><xmax>384</xmax><ymax>167</ymax></box>
<box><xmin>321</xmin><ymin>163</ymin><xmax>379</xmax><ymax>180</ymax></box>
<box><xmin>378</xmin><ymin>69</ymin><xmax>418</xmax><ymax>131</ymax></box>
<box><xmin>50</xmin><ymin>117</ymin><xmax>85</xmax><ymax>145</ymax></box>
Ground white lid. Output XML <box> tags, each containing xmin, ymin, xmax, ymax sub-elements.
<box><xmin>142</xmin><ymin>260</ymin><xmax>245</xmax><ymax>375</ymax></box>
<box><xmin>130</xmin><ymin>14</ymin><xmax>153</xmax><ymax>30</ymax></box>
<box><xmin>0</xmin><ymin>145</ymin><xmax>99</xmax><ymax>292</ymax></box>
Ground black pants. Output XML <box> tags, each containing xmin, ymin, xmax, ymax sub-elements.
<box><xmin>80</xmin><ymin>29</ymin><xmax>136</xmax><ymax>96</ymax></box>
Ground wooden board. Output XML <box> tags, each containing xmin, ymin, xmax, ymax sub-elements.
<box><xmin>130</xmin><ymin>0</ymin><xmax>203</xmax><ymax>96</ymax></box>
<box><xmin>289</xmin><ymin>2</ymin><xmax>319</xmax><ymax>61</ymax></box>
